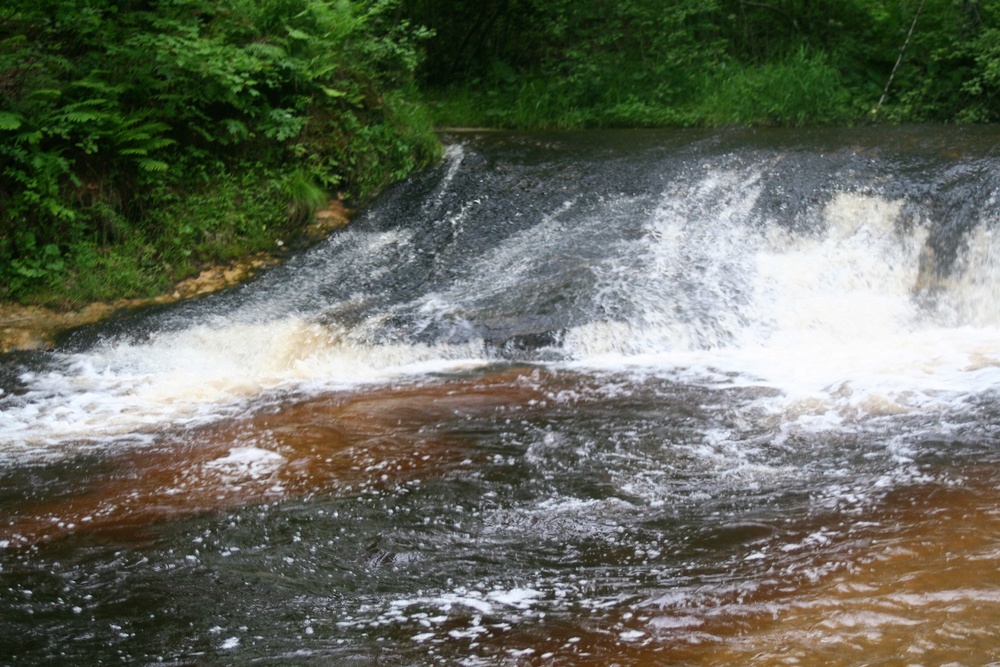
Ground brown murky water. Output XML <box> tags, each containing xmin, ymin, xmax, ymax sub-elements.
<box><xmin>4</xmin><ymin>368</ymin><xmax>1000</xmax><ymax>665</ymax></box>
<box><xmin>2</xmin><ymin>371</ymin><xmax>549</xmax><ymax>546</ymax></box>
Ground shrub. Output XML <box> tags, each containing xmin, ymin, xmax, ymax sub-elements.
<box><xmin>0</xmin><ymin>0</ymin><xmax>440</xmax><ymax>304</ymax></box>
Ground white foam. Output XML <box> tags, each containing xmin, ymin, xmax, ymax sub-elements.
<box><xmin>486</xmin><ymin>588</ymin><xmax>543</xmax><ymax>608</ymax></box>
<box><xmin>817</xmin><ymin>611</ymin><xmax>924</xmax><ymax>630</ymax></box>
<box><xmin>562</xmin><ymin>190</ymin><xmax>1000</xmax><ymax>430</ymax></box>
<box><xmin>4</xmin><ymin>171</ymin><xmax>998</xmax><ymax>460</ymax></box>
<box><xmin>0</xmin><ymin>317</ymin><xmax>489</xmax><ymax>455</ymax></box>
<box><xmin>940</xmin><ymin>222</ymin><xmax>1000</xmax><ymax>327</ymax></box>
<box><xmin>203</xmin><ymin>447</ymin><xmax>286</xmax><ymax>481</ymax></box>
<box><xmin>649</xmin><ymin>615</ymin><xmax>705</xmax><ymax>630</ymax></box>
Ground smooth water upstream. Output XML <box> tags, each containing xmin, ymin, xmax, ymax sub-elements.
<box><xmin>3</xmin><ymin>127</ymin><xmax>1000</xmax><ymax>665</ymax></box>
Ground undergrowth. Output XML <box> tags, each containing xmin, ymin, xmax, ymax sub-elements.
<box><xmin>414</xmin><ymin>0</ymin><xmax>999</xmax><ymax>130</ymax></box>
<box><xmin>0</xmin><ymin>0</ymin><xmax>441</xmax><ymax>306</ymax></box>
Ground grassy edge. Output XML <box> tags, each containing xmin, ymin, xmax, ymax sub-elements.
<box><xmin>0</xmin><ymin>199</ymin><xmax>355</xmax><ymax>353</ymax></box>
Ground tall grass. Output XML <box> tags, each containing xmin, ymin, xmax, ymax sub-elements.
<box><xmin>427</xmin><ymin>49</ymin><xmax>857</xmax><ymax>130</ymax></box>
<box><xmin>693</xmin><ymin>49</ymin><xmax>858</xmax><ymax>126</ymax></box>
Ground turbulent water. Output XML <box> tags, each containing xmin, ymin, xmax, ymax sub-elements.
<box><xmin>3</xmin><ymin>127</ymin><xmax>1000</xmax><ymax>665</ymax></box>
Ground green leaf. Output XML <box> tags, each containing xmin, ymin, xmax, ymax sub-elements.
<box><xmin>137</xmin><ymin>158</ymin><xmax>170</xmax><ymax>172</ymax></box>
<box><xmin>320</xmin><ymin>85</ymin><xmax>346</xmax><ymax>98</ymax></box>
<box><xmin>26</xmin><ymin>88</ymin><xmax>63</xmax><ymax>102</ymax></box>
<box><xmin>62</xmin><ymin>110</ymin><xmax>103</xmax><ymax>123</ymax></box>
<box><xmin>0</xmin><ymin>112</ymin><xmax>24</xmax><ymax>130</ymax></box>
<box><xmin>17</xmin><ymin>130</ymin><xmax>43</xmax><ymax>145</ymax></box>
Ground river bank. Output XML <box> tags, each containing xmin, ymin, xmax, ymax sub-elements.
<box><xmin>0</xmin><ymin>199</ymin><xmax>352</xmax><ymax>354</ymax></box>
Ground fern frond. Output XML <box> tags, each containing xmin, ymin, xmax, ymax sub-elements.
<box><xmin>0</xmin><ymin>111</ymin><xmax>23</xmax><ymax>130</ymax></box>
<box><xmin>62</xmin><ymin>110</ymin><xmax>104</xmax><ymax>123</ymax></box>
<box><xmin>137</xmin><ymin>158</ymin><xmax>169</xmax><ymax>172</ymax></box>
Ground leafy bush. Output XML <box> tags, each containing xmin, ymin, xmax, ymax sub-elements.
<box><xmin>0</xmin><ymin>0</ymin><xmax>440</xmax><ymax>304</ymax></box>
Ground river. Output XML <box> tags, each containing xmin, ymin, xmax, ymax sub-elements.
<box><xmin>2</xmin><ymin>127</ymin><xmax>1000</xmax><ymax>665</ymax></box>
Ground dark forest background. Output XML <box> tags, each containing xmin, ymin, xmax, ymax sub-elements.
<box><xmin>406</xmin><ymin>0</ymin><xmax>1000</xmax><ymax>126</ymax></box>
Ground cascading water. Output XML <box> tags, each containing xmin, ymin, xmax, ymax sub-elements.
<box><xmin>2</xmin><ymin>127</ymin><xmax>1000</xmax><ymax>666</ymax></box>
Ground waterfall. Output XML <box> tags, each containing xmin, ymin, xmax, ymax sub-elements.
<box><xmin>2</xmin><ymin>128</ymin><xmax>999</xmax><ymax>455</ymax></box>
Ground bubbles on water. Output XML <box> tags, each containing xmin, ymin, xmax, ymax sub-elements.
<box><xmin>203</xmin><ymin>446</ymin><xmax>286</xmax><ymax>482</ymax></box>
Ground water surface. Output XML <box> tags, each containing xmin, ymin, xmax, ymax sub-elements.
<box><xmin>3</xmin><ymin>127</ymin><xmax>1000</xmax><ymax>665</ymax></box>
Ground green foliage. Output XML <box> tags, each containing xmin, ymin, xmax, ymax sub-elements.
<box><xmin>1</xmin><ymin>0</ymin><xmax>441</xmax><ymax>304</ymax></box>
<box><xmin>282</xmin><ymin>169</ymin><xmax>329</xmax><ymax>226</ymax></box>
<box><xmin>694</xmin><ymin>48</ymin><xmax>856</xmax><ymax>126</ymax></box>
<box><xmin>409</xmin><ymin>0</ymin><xmax>724</xmax><ymax>128</ymax></box>
<box><xmin>962</xmin><ymin>25</ymin><xmax>1000</xmax><ymax>120</ymax></box>
<box><xmin>408</xmin><ymin>0</ymin><xmax>1000</xmax><ymax>129</ymax></box>
<box><xmin>55</xmin><ymin>239</ymin><xmax>172</xmax><ymax>303</ymax></box>
<box><xmin>886</xmin><ymin>0</ymin><xmax>1000</xmax><ymax>123</ymax></box>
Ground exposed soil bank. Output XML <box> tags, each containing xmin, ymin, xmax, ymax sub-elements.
<box><xmin>0</xmin><ymin>199</ymin><xmax>352</xmax><ymax>353</ymax></box>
